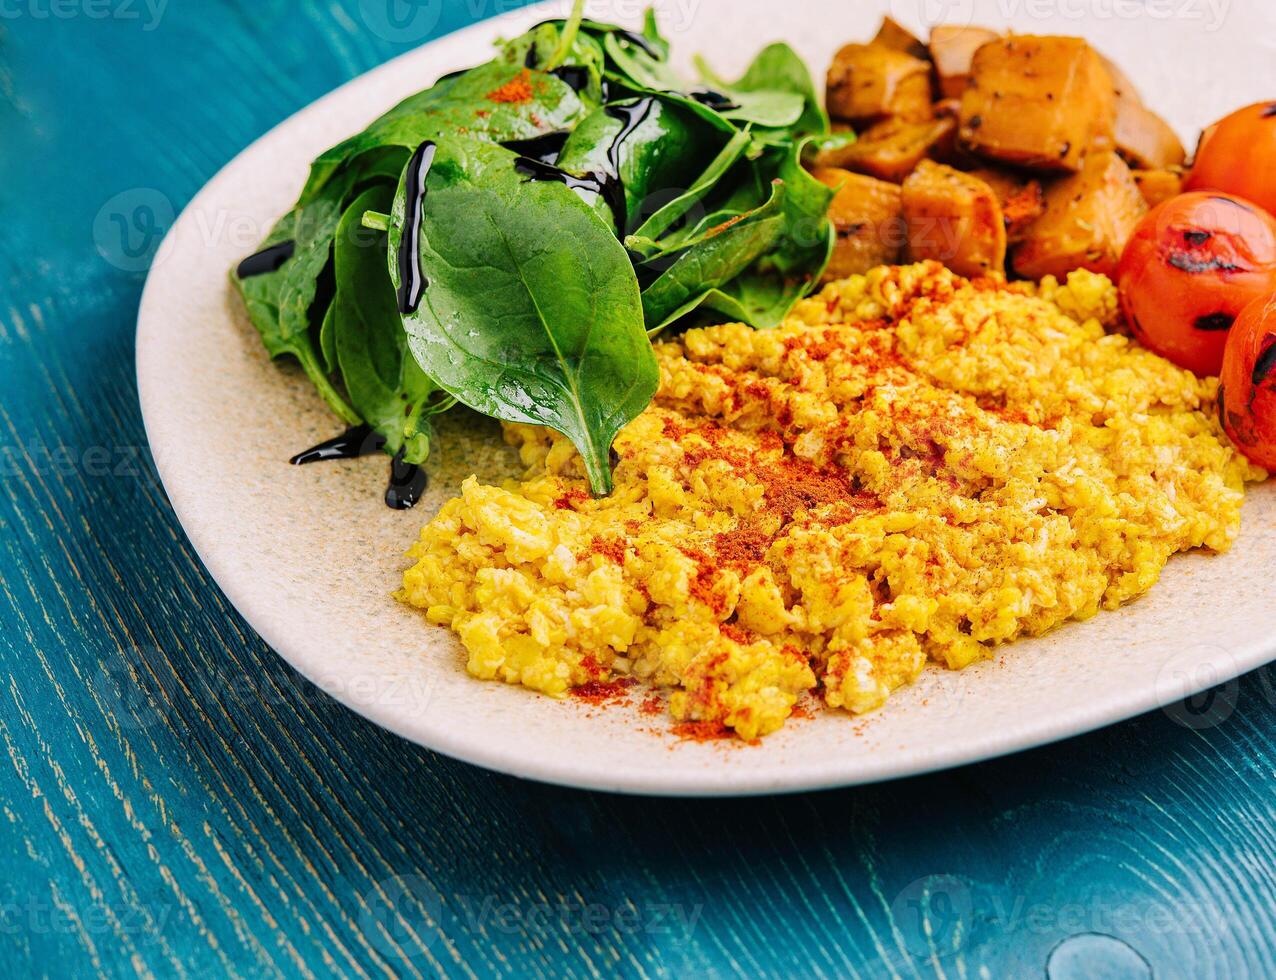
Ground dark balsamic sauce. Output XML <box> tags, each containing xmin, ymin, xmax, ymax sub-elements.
<box><xmin>501</xmin><ymin>130</ymin><xmax>570</xmax><ymax>164</ymax></box>
<box><xmin>512</xmin><ymin>97</ymin><xmax>657</xmax><ymax>238</ymax></box>
<box><xmin>292</xmin><ymin>426</ymin><xmax>427</xmax><ymax>511</ymax></box>
<box><xmin>611</xmin><ymin>28</ymin><xmax>660</xmax><ymax>59</ymax></box>
<box><xmin>604</xmin><ymin>97</ymin><xmax>656</xmax><ymax>173</ymax></box>
<box><xmin>550</xmin><ymin>65</ymin><xmax>591</xmax><ymax>94</ymax></box>
<box><xmin>290</xmin><ymin>425</ymin><xmax>384</xmax><ymax>465</ymax></box>
<box><xmin>688</xmin><ymin>88</ymin><xmax>741</xmax><ymax>112</ymax></box>
<box><xmin>396</xmin><ymin>141</ymin><xmax>437</xmax><ymax>316</ymax></box>
<box><xmin>236</xmin><ymin>240</ymin><xmax>296</xmax><ymax>278</ymax></box>
<box><xmin>513</xmin><ymin>157</ymin><xmax>627</xmax><ymax>236</ymax></box>
<box><xmin>386</xmin><ymin>450</ymin><xmax>428</xmax><ymax>509</ymax></box>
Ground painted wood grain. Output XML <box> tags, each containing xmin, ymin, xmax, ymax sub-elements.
<box><xmin>0</xmin><ymin>2</ymin><xmax>1274</xmax><ymax>977</ymax></box>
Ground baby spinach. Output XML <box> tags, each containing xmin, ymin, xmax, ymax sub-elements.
<box><xmin>555</xmin><ymin>96</ymin><xmax>725</xmax><ymax>232</ymax></box>
<box><xmin>331</xmin><ymin>186</ymin><xmax>445</xmax><ymax>464</ymax></box>
<box><xmin>232</xmin><ymin>8</ymin><xmax>842</xmax><ymax>501</ymax></box>
<box><xmin>303</xmin><ymin>62</ymin><xmax>590</xmax><ymax>204</ymax></box>
<box><xmin>640</xmin><ymin>182</ymin><xmax>790</xmax><ymax>332</ymax></box>
<box><xmin>233</xmin><ymin>170</ymin><xmax>362</xmax><ymax>424</ymax></box>
<box><xmin>388</xmin><ymin>137</ymin><xmax>656</xmax><ymax>495</ymax></box>
<box><xmin>696</xmin><ymin>43</ymin><xmax>829</xmax><ymax>141</ymax></box>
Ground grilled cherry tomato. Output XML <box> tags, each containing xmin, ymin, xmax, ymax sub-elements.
<box><xmin>1185</xmin><ymin>102</ymin><xmax>1276</xmax><ymax>217</ymax></box>
<box><xmin>1219</xmin><ymin>292</ymin><xmax>1276</xmax><ymax>470</ymax></box>
<box><xmin>1118</xmin><ymin>192</ymin><xmax>1276</xmax><ymax>376</ymax></box>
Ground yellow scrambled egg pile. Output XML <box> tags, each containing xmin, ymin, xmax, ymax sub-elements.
<box><xmin>399</xmin><ymin>263</ymin><xmax>1263</xmax><ymax>739</ymax></box>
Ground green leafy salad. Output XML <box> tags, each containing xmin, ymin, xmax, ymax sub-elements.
<box><xmin>231</xmin><ymin>3</ymin><xmax>847</xmax><ymax>503</ymax></box>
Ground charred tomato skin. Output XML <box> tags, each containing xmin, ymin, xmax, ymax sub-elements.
<box><xmin>1118</xmin><ymin>192</ymin><xmax>1276</xmax><ymax>376</ymax></box>
<box><xmin>1219</xmin><ymin>292</ymin><xmax>1276</xmax><ymax>470</ymax></box>
<box><xmin>1185</xmin><ymin>103</ymin><xmax>1276</xmax><ymax>217</ymax></box>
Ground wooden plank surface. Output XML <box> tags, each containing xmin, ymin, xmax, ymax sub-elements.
<box><xmin>1</xmin><ymin>2</ymin><xmax>1274</xmax><ymax>976</ymax></box>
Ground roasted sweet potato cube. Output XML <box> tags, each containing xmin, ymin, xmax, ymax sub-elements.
<box><xmin>827</xmin><ymin>43</ymin><xmax>933</xmax><ymax>125</ymax></box>
<box><xmin>1012</xmin><ymin>151</ymin><xmax>1147</xmax><ymax>280</ymax></box>
<box><xmin>873</xmin><ymin>15</ymin><xmax>929</xmax><ymax>60</ymax></box>
<box><xmin>967</xmin><ymin>168</ymin><xmax>1047</xmax><ymax>242</ymax></box>
<box><xmin>813</xmin><ymin>168</ymin><xmax>905</xmax><ymax>280</ymax></box>
<box><xmin>901</xmin><ymin>160</ymin><xmax>1007</xmax><ymax>277</ymax></box>
<box><xmin>1132</xmin><ymin>168</ymin><xmax>1185</xmax><ymax>208</ymax></box>
<box><xmin>959</xmin><ymin>36</ymin><xmax>1117</xmax><ymax>173</ymax></box>
<box><xmin>1115</xmin><ymin>99</ymin><xmax>1186</xmax><ymax>170</ymax></box>
<box><xmin>814</xmin><ymin>115</ymin><xmax>956</xmax><ymax>183</ymax></box>
<box><xmin>1099</xmin><ymin>53</ymin><xmax>1141</xmax><ymax>105</ymax></box>
<box><xmin>930</xmin><ymin>26</ymin><xmax>1000</xmax><ymax>99</ymax></box>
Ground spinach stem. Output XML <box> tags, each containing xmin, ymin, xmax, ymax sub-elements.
<box><xmin>544</xmin><ymin>0</ymin><xmax>585</xmax><ymax>72</ymax></box>
<box><xmin>361</xmin><ymin>210</ymin><xmax>390</xmax><ymax>232</ymax></box>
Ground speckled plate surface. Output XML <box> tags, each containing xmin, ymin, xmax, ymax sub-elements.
<box><xmin>137</xmin><ymin>0</ymin><xmax>1276</xmax><ymax>795</ymax></box>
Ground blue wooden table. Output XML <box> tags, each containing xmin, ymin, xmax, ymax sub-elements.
<box><xmin>2</xmin><ymin>3</ymin><xmax>1274</xmax><ymax>977</ymax></box>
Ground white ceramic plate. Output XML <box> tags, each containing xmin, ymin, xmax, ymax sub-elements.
<box><xmin>138</xmin><ymin>0</ymin><xmax>1276</xmax><ymax>795</ymax></box>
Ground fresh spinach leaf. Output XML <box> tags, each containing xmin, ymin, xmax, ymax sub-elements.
<box><xmin>232</xmin><ymin>171</ymin><xmax>361</xmax><ymax>424</ymax></box>
<box><xmin>625</xmin><ymin>127</ymin><xmax>754</xmax><ymax>251</ymax></box>
<box><xmin>331</xmin><ymin>186</ymin><xmax>443</xmax><ymax>465</ymax></box>
<box><xmin>303</xmin><ymin>63</ymin><xmax>590</xmax><ymax>204</ymax></box>
<box><xmin>640</xmin><ymin>140</ymin><xmax>835</xmax><ymax>331</ymax></box>
<box><xmin>555</xmin><ymin>95</ymin><xmax>725</xmax><ymax>233</ymax></box>
<box><xmin>696</xmin><ymin>43</ymin><xmax>829</xmax><ymax>138</ymax></box>
<box><xmin>388</xmin><ymin>137</ymin><xmax>657</xmax><ymax>495</ymax></box>
<box><xmin>640</xmin><ymin>181</ymin><xmax>789</xmax><ymax>332</ymax></box>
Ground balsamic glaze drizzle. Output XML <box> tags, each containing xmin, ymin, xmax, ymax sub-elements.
<box><xmin>501</xmin><ymin>131</ymin><xmax>571</xmax><ymax>164</ymax></box>
<box><xmin>604</xmin><ymin>97</ymin><xmax>656</xmax><ymax>178</ymax></box>
<box><xmin>549</xmin><ymin>65</ymin><xmax>591</xmax><ymax>94</ymax></box>
<box><xmin>385</xmin><ymin>450</ymin><xmax>428</xmax><ymax>509</ymax></box>
<box><xmin>396</xmin><ymin>141</ymin><xmax>437</xmax><ymax>316</ymax></box>
<box><xmin>688</xmin><ymin>88</ymin><xmax>741</xmax><ymax>112</ymax></box>
<box><xmin>610</xmin><ymin>28</ymin><xmax>660</xmax><ymax>59</ymax></box>
<box><xmin>290</xmin><ymin>425</ymin><xmax>384</xmax><ymax>465</ymax></box>
<box><xmin>292</xmin><ymin>426</ymin><xmax>427</xmax><ymax>510</ymax></box>
<box><xmin>513</xmin><ymin>157</ymin><xmax>627</xmax><ymax>236</ymax></box>
<box><xmin>236</xmin><ymin>240</ymin><xmax>296</xmax><ymax>279</ymax></box>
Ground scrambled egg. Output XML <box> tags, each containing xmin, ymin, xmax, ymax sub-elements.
<box><xmin>398</xmin><ymin>263</ymin><xmax>1264</xmax><ymax>739</ymax></box>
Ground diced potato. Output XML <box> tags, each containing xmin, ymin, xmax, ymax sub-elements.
<box><xmin>1132</xmin><ymin>168</ymin><xmax>1185</xmax><ymax>208</ymax></box>
<box><xmin>1099</xmin><ymin>53</ymin><xmax>1141</xmax><ymax>104</ymax></box>
<box><xmin>959</xmin><ymin>36</ymin><xmax>1117</xmax><ymax>173</ymax></box>
<box><xmin>814</xmin><ymin>115</ymin><xmax>956</xmax><ymax>183</ymax></box>
<box><xmin>1115</xmin><ymin>100</ymin><xmax>1186</xmax><ymax>169</ymax></box>
<box><xmin>827</xmin><ymin>43</ymin><xmax>933</xmax><ymax>125</ymax></box>
<box><xmin>873</xmin><ymin>16</ymin><xmax>929</xmax><ymax>60</ymax></box>
<box><xmin>930</xmin><ymin>26</ymin><xmax>1000</xmax><ymax>99</ymax></box>
<box><xmin>967</xmin><ymin>168</ymin><xmax>1047</xmax><ymax>242</ymax></box>
<box><xmin>1012</xmin><ymin>151</ymin><xmax>1148</xmax><ymax>280</ymax></box>
<box><xmin>901</xmin><ymin>160</ymin><xmax>1007</xmax><ymax>277</ymax></box>
<box><xmin>927</xmin><ymin>99</ymin><xmax>974</xmax><ymax>167</ymax></box>
<box><xmin>813</xmin><ymin>167</ymin><xmax>906</xmax><ymax>280</ymax></box>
